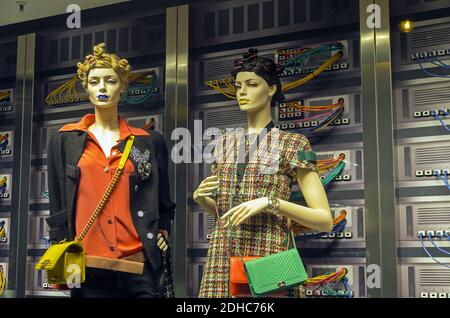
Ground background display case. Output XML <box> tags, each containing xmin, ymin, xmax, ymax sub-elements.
<box><xmin>0</xmin><ymin>37</ymin><xmax>17</xmax><ymax>298</ymax></box>
<box><xmin>391</xmin><ymin>1</ymin><xmax>450</xmax><ymax>298</ymax></box>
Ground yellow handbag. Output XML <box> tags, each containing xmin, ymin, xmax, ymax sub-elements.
<box><xmin>36</xmin><ymin>240</ymin><xmax>85</xmax><ymax>285</ymax></box>
<box><xmin>35</xmin><ymin>135</ymin><xmax>135</xmax><ymax>285</ymax></box>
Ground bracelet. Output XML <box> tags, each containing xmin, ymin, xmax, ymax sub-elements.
<box><xmin>267</xmin><ymin>197</ymin><xmax>280</xmax><ymax>216</ymax></box>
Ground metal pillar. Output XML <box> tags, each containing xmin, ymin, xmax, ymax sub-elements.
<box><xmin>165</xmin><ymin>4</ymin><xmax>189</xmax><ymax>297</ymax></box>
<box><xmin>360</xmin><ymin>0</ymin><xmax>397</xmax><ymax>297</ymax></box>
<box><xmin>9</xmin><ymin>33</ymin><xmax>36</xmax><ymax>298</ymax></box>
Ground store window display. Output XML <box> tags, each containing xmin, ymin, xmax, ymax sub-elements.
<box><xmin>45</xmin><ymin>43</ymin><xmax>175</xmax><ymax>298</ymax></box>
<box><xmin>194</xmin><ymin>49</ymin><xmax>333</xmax><ymax>297</ymax></box>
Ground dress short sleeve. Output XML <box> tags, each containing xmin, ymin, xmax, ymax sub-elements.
<box><xmin>284</xmin><ymin>133</ymin><xmax>317</xmax><ymax>178</ymax></box>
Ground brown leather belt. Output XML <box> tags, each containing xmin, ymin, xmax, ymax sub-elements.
<box><xmin>122</xmin><ymin>251</ymin><xmax>146</xmax><ymax>263</ymax></box>
<box><xmin>86</xmin><ymin>251</ymin><xmax>146</xmax><ymax>275</ymax></box>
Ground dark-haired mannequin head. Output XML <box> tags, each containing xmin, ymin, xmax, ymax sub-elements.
<box><xmin>235</xmin><ymin>71</ymin><xmax>276</xmax><ymax>114</ymax></box>
<box><xmin>231</xmin><ymin>48</ymin><xmax>284</xmax><ymax>107</ymax></box>
<box><xmin>232</xmin><ymin>48</ymin><xmax>284</xmax><ymax>131</ymax></box>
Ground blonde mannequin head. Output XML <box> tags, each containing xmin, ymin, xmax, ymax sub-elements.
<box><xmin>77</xmin><ymin>43</ymin><xmax>131</xmax><ymax>89</ymax></box>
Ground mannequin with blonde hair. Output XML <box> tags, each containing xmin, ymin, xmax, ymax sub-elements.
<box><xmin>46</xmin><ymin>43</ymin><xmax>175</xmax><ymax>298</ymax></box>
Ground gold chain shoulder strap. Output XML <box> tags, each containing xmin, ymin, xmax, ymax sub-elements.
<box><xmin>76</xmin><ymin>135</ymin><xmax>135</xmax><ymax>242</ymax></box>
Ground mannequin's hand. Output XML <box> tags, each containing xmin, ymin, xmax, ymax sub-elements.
<box><xmin>157</xmin><ymin>230</ymin><xmax>169</xmax><ymax>252</ymax></box>
<box><xmin>193</xmin><ymin>175</ymin><xmax>219</xmax><ymax>203</ymax></box>
<box><xmin>221</xmin><ymin>197</ymin><xmax>269</xmax><ymax>227</ymax></box>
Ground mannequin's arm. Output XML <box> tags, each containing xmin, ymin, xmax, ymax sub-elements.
<box><xmin>222</xmin><ymin>168</ymin><xmax>332</xmax><ymax>232</ymax></box>
<box><xmin>45</xmin><ymin>131</ymin><xmax>68</xmax><ymax>242</ymax></box>
<box><xmin>193</xmin><ymin>174</ymin><xmax>219</xmax><ymax>216</ymax></box>
<box><xmin>194</xmin><ymin>196</ymin><xmax>218</xmax><ymax>216</ymax></box>
<box><xmin>193</xmin><ymin>135</ymin><xmax>225</xmax><ymax>217</ymax></box>
<box><xmin>277</xmin><ymin>168</ymin><xmax>332</xmax><ymax>233</ymax></box>
<box><xmin>152</xmin><ymin>131</ymin><xmax>176</xmax><ymax>233</ymax></box>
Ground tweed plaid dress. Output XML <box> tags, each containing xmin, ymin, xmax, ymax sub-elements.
<box><xmin>198</xmin><ymin>128</ymin><xmax>317</xmax><ymax>298</ymax></box>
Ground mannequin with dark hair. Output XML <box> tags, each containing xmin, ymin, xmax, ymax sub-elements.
<box><xmin>194</xmin><ymin>48</ymin><xmax>332</xmax><ymax>297</ymax></box>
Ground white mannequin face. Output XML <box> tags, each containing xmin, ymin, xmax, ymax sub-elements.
<box><xmin>235</xmin><ymin>71</ymin><xmax>277</xmax><ymax>113</ymax></box>
<box><xmin>87</xmin><ymin>68</ymin><xmax>124</xmax><ymax>108</ymax></box>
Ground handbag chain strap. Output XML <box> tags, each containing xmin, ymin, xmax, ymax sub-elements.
<box><xmin>76</xmin><ymin>135</ymin><xmax>135</xmax><ymax>242</ymax></box>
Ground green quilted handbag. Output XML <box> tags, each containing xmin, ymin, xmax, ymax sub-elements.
<box><xmin>244</xmin><ymin>223</ymin><xmax>308</xmax><ymax>297</ymax></box>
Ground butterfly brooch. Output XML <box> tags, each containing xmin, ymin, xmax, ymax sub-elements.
<box><xmin>130</xmin><ymin>147</ymin><xmax>152</xmax><ymax>180</ymax></box>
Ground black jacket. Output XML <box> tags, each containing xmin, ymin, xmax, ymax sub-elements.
<box><xmin>45</xmin><ymin>129</ymin><xmax>175</xmax><ymax>270</ymax></box>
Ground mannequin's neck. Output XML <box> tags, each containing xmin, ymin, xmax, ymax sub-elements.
<box><xmin>247</xmin><ymin>102</ymin><xmax>273</xmax><ymax>134</ymax></box>
<box><xmin>91</xmin><ymin>105</ymin><xmax>119</xmax><ymax>132</ymax></box>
